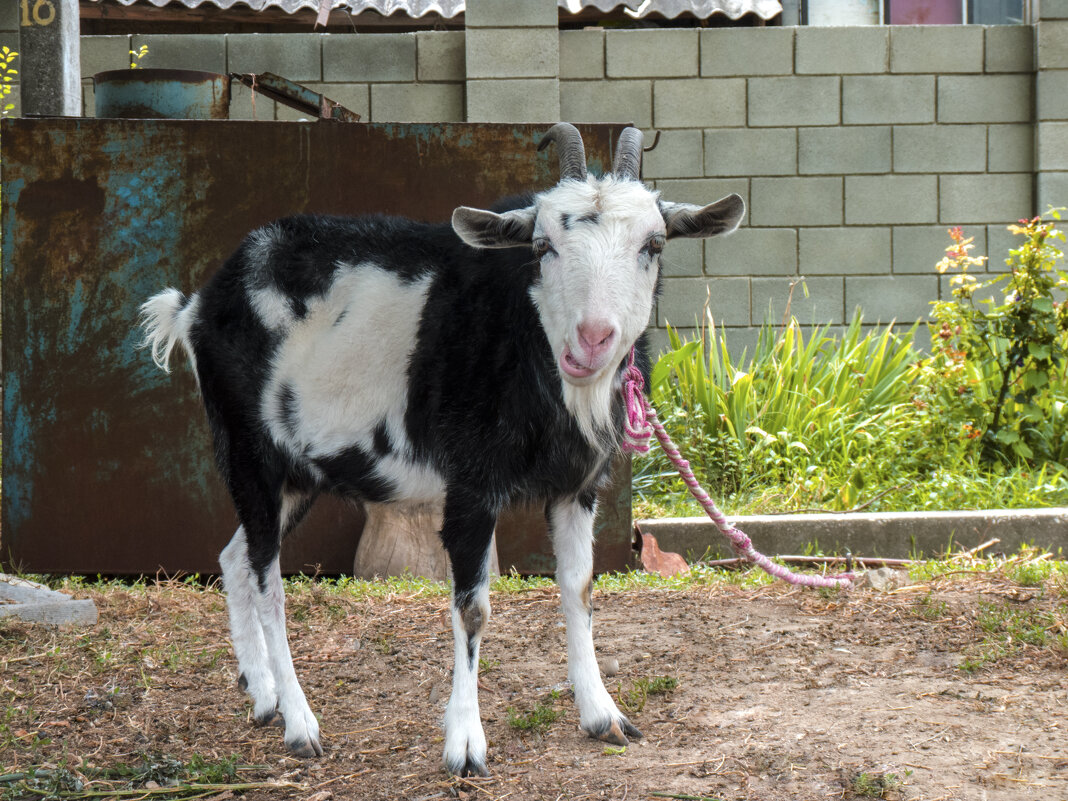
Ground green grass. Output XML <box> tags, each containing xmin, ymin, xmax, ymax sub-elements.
<box><xmin>618</xmin><ymin>675</ymin><xmax>678</xmax><ymax>714</ymax></box>
<box><xmin>851</xmin><ymin>771</ymin><xmax>905</xmax><ymax>798</ymax></box>
<box><xmin>507</xmin><ymin>693</ymin><xmax>564</xmax><ymax>735</ymax></box>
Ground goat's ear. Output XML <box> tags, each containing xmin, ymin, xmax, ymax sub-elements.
<box><xmin>452</xmin><ymin>206</ymin><xmax>537</xmax><ymax>249</ymax></box>
<box><xmin>660</xmin><ymin>194</ymin><xmax>745</xmax><ymax>239</ymax></box>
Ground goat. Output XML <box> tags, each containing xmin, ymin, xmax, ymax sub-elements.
<box><xmin>140</xmin><ymin>123</ymin><xmax>744</xmax><ymax>777</ymax></box>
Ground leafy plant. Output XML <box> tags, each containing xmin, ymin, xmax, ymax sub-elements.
<box><xmin>851</xmin><ymin>770</ymin><xmax>904</xmax><ymax>798</ymax></box>
<box><xmin>507</xmin><ymin>695</ymin><xmax>563</xmax><ymax>735</ymax></box>
<box><xmin>129</xmin><ymin>44</ymin><xmax>149</xmax><ymax>69</ymax></box>
<box><xmin>618</xmin><ymin>675</ymin><xmax>677</xmax><ymax>714</ymax></box>
<box><xmin>0</xmin><ymin>46</ymin><xmax>17</xmax><ymax>116</ymax></box>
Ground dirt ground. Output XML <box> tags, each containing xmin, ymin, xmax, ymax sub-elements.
<box><xmin>1</xmin><ymin>572</ymin><xmax>1066</xmax><ymax>801</ymax></box>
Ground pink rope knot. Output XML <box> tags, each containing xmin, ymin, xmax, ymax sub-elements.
<box><xmin>621</xmin><ymin>350</ymin><xmax>652</xmax><ymax>454</ymax></box>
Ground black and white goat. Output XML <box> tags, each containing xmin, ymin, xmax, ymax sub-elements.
<box><xmin>140</xmin><ymin>123</ymin><xmax>744</xmax><ymax>777</ymax></box>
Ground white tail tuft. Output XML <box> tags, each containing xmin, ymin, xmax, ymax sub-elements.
<box><xmin>139</xmin><ymin>288</ymin><xmax>195</xmax><ymax>373</ymax></box>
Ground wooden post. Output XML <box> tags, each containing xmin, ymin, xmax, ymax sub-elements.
<box><xmin>19</xmin><ymin>0</ymin><xmax>81</xmax><ymax>116</ymax></box>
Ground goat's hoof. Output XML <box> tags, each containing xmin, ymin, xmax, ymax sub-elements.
<box><xmin>237</xmin><ymin>673</ymin><xmax>248</xmax><ymax>692</ymax></box>
<box><xmin>286</xmin><ymin>737</ymin><xmax>324</xmax><ymax>758</ymax></box>
<box><xmin>447</xmin><ymin>757</ymin><xmax>490</xmax><ymax>778</ymax></box>
<box><xmin>255</xmin><ymin>709</ymin><xmax>285</xmax><ymax>728</ymax></box>
<box><xmin>590</xmin><ymin>716</ymin><xmax>642</xmax><ymax>746</ymax></box>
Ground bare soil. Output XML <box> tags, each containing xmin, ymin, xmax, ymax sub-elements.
<box><xmin>1</xmin><ymin>574</ymin><xmax>1066</xmax><ymax>801</ymax></box>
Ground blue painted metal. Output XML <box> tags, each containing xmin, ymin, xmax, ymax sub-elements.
<box><xmin>93</xmin><ymin>69</ymin><xmax>231</xmax><ymax>119</ymax></box>
<box><xmin>0</xmin><ymin>118</ymin><xmax>630</xmax><ymax>575</ymax></box>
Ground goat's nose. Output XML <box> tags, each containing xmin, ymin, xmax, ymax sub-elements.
<box><xmin>577</xmin><ymin>320</ymin><xmax>617</xmax><ymax>360</ymax></box>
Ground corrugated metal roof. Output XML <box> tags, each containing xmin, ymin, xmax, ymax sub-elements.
<box><xmin>100</xmin><ymin>0</ymin><xmax>782</xmax><ymax>21</ymax></box>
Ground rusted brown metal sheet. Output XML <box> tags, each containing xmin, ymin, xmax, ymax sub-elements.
<box><xmin>1</xmin><ymin>119</ymin><xmax>630</xmax><ymax>576</ymax></box>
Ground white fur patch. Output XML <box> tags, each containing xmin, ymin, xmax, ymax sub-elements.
<box><xmin>250</xmin><ymin>286</ymin><xmax>295</xmax><ymax>333</ymax></box>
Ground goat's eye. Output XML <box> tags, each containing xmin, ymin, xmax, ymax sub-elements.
<box><xmin>644</xmin><ymin>235</ymin><xmax>666</xmax><ymax>256</ymax></box>
<box><xmin>533</xmin><ymin>238</ymin><xmax>555</xmax><ymax>258</ymax></box>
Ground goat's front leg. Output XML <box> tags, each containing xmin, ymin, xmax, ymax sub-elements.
<box><xmin>549</xmin><ymin>496</ymin><xmax>642</xmax><ymax>746</ymax></box>
<box><xmin>440</xmin><ymin>491</ymin><xmax>496</xmax><ymax>777</ymax></box>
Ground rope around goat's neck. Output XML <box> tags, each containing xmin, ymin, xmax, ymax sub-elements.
<box><xmin>621</xmin><ymin>350</ymin><xmax>853</xmax><ymax>589</ymax></box>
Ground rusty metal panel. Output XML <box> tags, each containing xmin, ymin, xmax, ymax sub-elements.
<box><xmin>1</xmin><ymin>118</ymin><xmax>629</xmax><ymax>576</ymax></box>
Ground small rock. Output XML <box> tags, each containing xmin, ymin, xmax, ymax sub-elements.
<box><xmin>861</xmin><ymin>567</ymin><xmax>911</xmax><ymax>591</ymax></box>
<box><xmin>599</xmin><ymin>657</ymin><xmax>619</xmax><ymax>677</ymax></box>
<box><xmin>144</xmin><ymin>781</ymin><xmax>160</xmax><ymax>790</ymax></box>
<box><xmin>428</xmin><ymin>684</ymin><xmax>441</xmax><ymax>704</ymax></box>
<box><xmin>306</xmin><ymin>792</ymin><xmax>333</xmax><ymax>801</ymax></box>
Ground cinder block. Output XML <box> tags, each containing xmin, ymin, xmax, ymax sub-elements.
<box><xmin>799</xmin><ymin>126</ymin><xmax>890</xmax><ymax>175</ymax></box>
<box><xmin>606</xmin><ymin>30</ymin><xmax>698</xmax><ymax>78</ymax></box>
<box><xmin>654</xmin><ymin>78</ymin><xmax>745</xmax><ymax>128</ymax></box>
<box><xmin>466</xmin><ymin>28</ymin><xmax>557</xmax><ymax>79</ymax></box>
<box><xmin>641</xmin><ymin>128</ymin><xmax>703</xmax><ymax>179</ymax></box>
<box><xmin>654</xmin><ymin>178</ymin><xmax>749</xmax><ymax>209</ymax></box>
<box><xmin>892</xmin><ymin>125</ymin><xmax>987</xmax><ymax>173</ymax></box>
<box><xmin>302</xmin><ymin>82</ymin><xmax>369</xmax><ymax>119</ymax></box>
<box><xmin>82</xmin><ymin>79</ymin><xmax>93</xmax><ymax>117</ymax></box>
<box><xmin>705</xmin><ymin>128</ymin><xmax>795</xmax><ymax>177</ymax></box>
<box><xmin>843</xmin><ymin>75</ymin><xmax>934</xmax><ymax>124</ymax></box>
<box><xmin>323</xmin><ymin>33</ymin><xmax>415</xmax><ymax>83</ymax></box>
<box><xmin>1037</xmin><ymin>122</ymin><xmax>1068</xmax><ymax>170</ymax></box>
<box><xmin>229</xmin><ymin>34</ymin><xmax>322</xmax><ymax>82</ymax></box>
<box><xmin>700</xmin><ymin>28</ymin><xmax>793</xmax><ymax>77</ymax></box>
<box><xmin>1037</xmin><ymin>20</ymin><xmax>1068</xmax><ymax>69</ymax></box>
<box><xmin>799</xmin><ymin>227</ymin><xmax>891</xmax><ymax>275</ymax></box>
<box><xmin>890</xmin><ymin>25</ymin><xmax>984</xmax><ymax>74</ymax></box>
<box><xmin>750</xmin><ymin>177</ymin><xmax>843</xmax><ymax>227</ymax></box>
<box><xmin>845</xmin><ymin>174</ymin><xmax>937</xmax><ymax>224</ymax></box>
<box><xmin>988</xmin><ymin>124</ymin><xmax>1034</xmax><ymax>173</ymax></box>
<box><xmin>467</xmin><ymin>78</ymin><xmax>559</xmax><ymax>122</ymax></box>
<box><xmin>748</xmin><ymin>76</ymin><xmax>839</xmax><ymax>127</ymax></box>
<box><xmin>659</xmin><ymin>277</ymin><xmax>750</xmax><ymax>327</ymax></box>
<box><xmin>229</xmin><ymin>78</ymin><xmax>275</xmax><ymax>121</ymax></box>
<box><xmin>0</xmin><ymin>32</ymin><xmax>15</xmax><ymax>66</ymax></box>
<box><xmin>1037</xmin><ymin>171</ymin><xmax>1068</xmax><ymax>212</ymax></box>
<box><xmin>1040</xmin><ymin>0</ymin><xmax>1068</xmax><ymax>17</ymax></box>
<box><xmin>986</xmin><ymin>223</ymin><xmax>1020</xmax><ymax>272</ymax></box>
<box><xmin>371</xmin><ymin>83</ymin><xmax>463</xmax><ymax>122</ymax></box>
<box><xmin>81</xmin><ymin>35</ymin><xmax>129</xmax><ymax>79</ymax></box>
<box><xmin>465</xmin><ymin>0</ymin><xmax>557</xmax><ymax>27</ymax></box>
<box><xmin>560</xmin><ymin>30</ymin><xmax>603</xmax><ymax>79</ymax></box>
<box><xmin>985</xmin><ymin>25</ymin><xmax>1033</xmax><ymax>73</ymax></box>
<box><xmin>417</xmin><ymin>32</ymin><xmax>465</xmax><ymax>82</ymax></box>
<box><xmin>795</xmin><ymin>27</ymin><xmax>888</xmax><ymax>75</ymax></box>
<box><xmin>845</xmin><ymin>275</ymin><xmax>939</xmax><ymax>323</ymax></box>
<box><xmin>752</xmin><ymin>276</ymin><xmax>844</xmax><ymax>325</ymax></box>
<box><xmin>660</xmin><ymin>238</ymin><xmax>704</xmax><ymax>277</ymax></box>
<box><xmin>938</xmin><ymin>75</ymin><xmax>1032</xmax><ymax>123</ymax></box>
<box><xmin>132</xmin><ymin>34</ymin><xmax>225</xmax><ymax>73</ymax></box>
<box><xmin>560</xmin><ymin>80</ymin><xmax>650</xmax><ymax>128</ymax></box>
<box><xmin>0</xmin><ymin>2</ymin><xmax>18</xmax><ymax>30</ymax></box>
<box><xmin>939</xmin><ymin>173</ymin><xmax>1033</xmax><ymax>224</ymax></box>
<box><xmin>892</xmin><ymin>225</ymin><xmax>987</xmax><ymax>275</ymax></box>
<box><xmin>1037</xmin><ymin>70</ymin><xmax>1068</xmax><ymax>120</ymax></box>
<box><xmin>705</xmin><ymin>227</ymin><xmax>797</xmax><ymax>276</ymax></box>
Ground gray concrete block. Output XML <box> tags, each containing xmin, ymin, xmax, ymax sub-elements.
<box><xmin>700</xmin><ymin>27</ymin><xmax>793</xmax><ymax>77</ymax></box>
<box><xmin>467</xmin><ymin>78</ymin><xmax>558</xmax><ymax>122</ymax></box>
<box><xmin>843</xmin><ymin>75</ymin><xmax>934</xmax><ymax>124</ymax></box>
<box><xmin>560</xmin><ymin>29</ymin><xmax>604</xmax><ymax>79</ymax></box>
<box><xmin>606</xmin><ymin>30</ymin><xmax>698</xmax><ymax>78</ymax></box>
<box><xmin>705</xmin><ymin>227</ymin><xmax>797</xmax><ymax>276</ymax></box>
<box><xmin>985</xmin><ymin>223</ymin><xmax>1019</xmax><ymax>272</ymax></box>
<box><xmin>1037</xmin><ymin>69</ymin><xmax>1068</xmax><ymax>120</ymax></box>
<box><xmin>938</xmin><ymin>74</ymin><xmax>1032</xmax><ymax>124</ymax></box>
<box><xmin>371</xmin><ymin>82</ymin><xmax>463</xmax><ymax>122</ymax></box>
<box><xmin>1041</xmin><ymin>0</ymin><xmax>1068</xmax><ymax>17</ymax></box>
<box><xmin>417</xmin><ymin>31</ymin><xmax>465</xmax><ymax>82</ymax></box>
<box><xmin>0</xmin><ymin>575</ymin><xmax>98</xmax><ymax>626</ymax></box>
<box><xmin>752</xmin><ymin>276</ymin><xmax>843</xmax><ymax>326</ymax></box>
<box><xmin>890</xmin><ymin>25</ymin><xmax>984</xmax><ymax>74</ymax></box>
<box><xmin>846</xmin><ymin>274</ymin><xmax>938</xmax><ymax>323</ymax></box>
<box><xmin>1037</xmin><ymin>20</ymin><xmax>1068</xmax><ymax>68</ymax></box>
<box><xmin>845</xmin><ymin>174</ymin><xmax>937</xmax><ymax>224</ymax></box>
<box><xmin>659</xmin><ymin>277</ymin><xmax>750</xmax><ymax>327</ymax></box>
<box><xmin>799</xmin><ymin>227</ymin><xmax>891</xmax><ymax>275</ymax></box>
<box><xmin>81</xmin><ymin>35</ymin><xmax>129</xmax><ymax>79</ymax></box>
<box><xmin>988</xmin><ymin>124</ymin><xmax>1034</xmax><ymax>173</ymax></box>
<box><xmin>559</xmin><ymin>79</ymin><xmax>650</xmax><ymax>128</ymax></box>
<box><xmin>654</xmin><ymin>177</ymin><xmax>749</xmax><ymax>208</ymax></box>
<box><xmin>795</xmin><ymin>26</ymin><xmax>888</xmax><ymax>75</ymax></box>
<box><xmin>892</xmin><ymin>225</ymin><xmax>986</xmax><ymax>275</ymax></box>
<box><xmin>229</xmin><ymin>78</ymin><xmax>274</xmax><ymax>120</ymax></box>
<box><xmin>465</xmin><ymin>0</ymin><xmax>556</xmax><ymax>27</ymax></box>
<box><xmin>1037</xmin><ymin>121</ymin><xmax>1068</xmax><ymax>170</ymax></box>
<box><xmin>985</xmin><ymin>24</ymin><xmax>1033</xmax><ymax>73</ymax></box>
<box><xmin>132</xmin><ymin>34</ymin><xmax>225</xmax><ymax>74</ymax></box>
<box><xmin>706</xmin><ymin>127</ymin><xmax>795</xmax><ymax>177</ymax></box>
<box><xmin>229</xmin><ymin>33</ymin><xmax>322</xmax><ymax>82</ymax></box>
<box><xmin>641</xmin><ymin>128</ymin><xmax>703</xmax><ymax>179</ymax></box>
<box><xmin>300</xmin><ymin>82</ymin><xmax>370</xmax><ymax>119</ymax></box>
<box><xmin>750</xmin><ymin>177</ymin><xmax>843</xmax><ymax>227</ymax></box>
<box><xmin>1037</xmin><ymin>171</ymin><xmax>1068</xmax><ymax>212</ymax></box>
<box><xmin>660</xmin><ymin>237</ymin><xmax>704</xmax><ymax>277</ymax></box>
<box><xmin>4</xmin><ymin>83</ymin><xmax>19</xmax><ymax>116</ymax></box>
<box><xmin>893</xmin><ymin>125</ymin><xmax>987</xmax><ymax>173</ymax></box>
<box><xmin>798</xmin><ymin>126</ymin><xmax>890</xmax><ymax>175</ymax></box>
<box><xmin>466</xmin><ymin>28</ymin><xmax>557</xmax><ymax>79</ymax></box>
<box><xmin>81</xmin><ymin>79</ymin><xmax>93</xmax><ymax>117</ymax></box>
<box><xmin>748</xmin><ymin>76</ymin><xmax>839</xmax><ymax>127</ymax></box>
<box><xmin>654</xmin><ymin>78</ymin><xmax>745</xmax><ymax>129</ymax></box>
<box><xmin>940</xmin><ymin>173</ymin><xmax>1033</xmax><ymax>224</ymax></box>
<box><xmin>323</xmin><ymin>33</ymin><xmax>415</xmax><ymax>83</ymax></box>
<box><xmin>0</xmin><ymin>1</ymin><xmax>18</xmax><ymax>31</ymax></box>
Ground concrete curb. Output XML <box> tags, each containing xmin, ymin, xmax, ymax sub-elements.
<box><xmin>637</xmin><ymin>508</ymin><xmax>1068</xmax><ymax>562</ymax></box>
<box><xmin>0</xmin><ymin>574</ymin><xmax>99</xmax><ymax>626</ymax></box>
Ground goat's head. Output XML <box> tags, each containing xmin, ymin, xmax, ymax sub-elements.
<box><xmin>452</xmin><ymin>123</ymin><xmax>745</xmax><ymax>387</ymax></box>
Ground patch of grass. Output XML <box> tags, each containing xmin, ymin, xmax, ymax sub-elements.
<box><xmin>618</xmin><ymin>675</ymin><xmax>678</xmax><ymax>714</ymax></box>
<box><xmin>851</xmin><ymin>770</ymin><xmax>904</xmax><ymax>798</ymax></box>
<box><xmin>507</xmin><ymin>693</ymin><xmax>564</xmax><ymax>735</ymax></box>
<box><xmin>959</xmin><ymin>600</ymin><xmax>1067</xmax><ymax>672</ymax></box>
<box><xmin>914</xmin><ymin>593</ymin><xmax>949</xmax><ymax>621</ymax></box>
<box><xmin>478</xmin><ymin>657</ymin><xmax>499</xmax><ymax>674</ymax></box>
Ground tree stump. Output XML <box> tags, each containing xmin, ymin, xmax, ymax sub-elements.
<box><xmin>353</xmin><ymin>502</ymin><xmax>499</xmax><ymax>582</ymax></box>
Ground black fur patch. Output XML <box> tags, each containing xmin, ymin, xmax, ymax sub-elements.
<box><xmin>371</xmin><ymin>421</ymin><xmax>393</xmax><ymax>457</ymax></box>
<box><xmin>314</xmin><ymin>445</ymin><xmax>396</xmax><ymax>503</ymax></box>
<box><xmin>577</xmin><ymin>211</ymin><xmax>600</xmax><ymax>225</ymax></box>
<box><xmin>277</xmin><ymin>383</ymin><xmax>299</xmax><ymax>438</ymax></box>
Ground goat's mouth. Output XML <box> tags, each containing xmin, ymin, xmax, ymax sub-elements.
<box><xmin>559</xmin><ymin>345</ymin><xmax>598</xmax><ymax>381</ymax></box>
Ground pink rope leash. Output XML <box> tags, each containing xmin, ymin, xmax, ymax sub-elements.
<box><xmin>621</xmin><ymin>351</ymin><xmax>854</xmax><ymax>589</ymax></box>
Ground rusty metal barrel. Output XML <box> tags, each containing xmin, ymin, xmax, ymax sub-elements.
<box><xmin>93</xmin><ymin>69</ymin><xmax>231</xmax><ymax>119</ymax></box>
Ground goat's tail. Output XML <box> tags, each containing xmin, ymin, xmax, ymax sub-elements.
<box><xmin>139</xmin><ymin>288</ymin><xmax>197</xmax><ymax>373</ymax></box>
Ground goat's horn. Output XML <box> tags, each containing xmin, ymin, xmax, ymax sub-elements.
<box><xmin>612</xmin><ymin>127</ymin><xmax>644</xmax><ymax>181</ymax></box>
<box><xmin>538</xmin><ymin>123</ymin><xmax>587</xmax><ymax>182</ymax></box>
